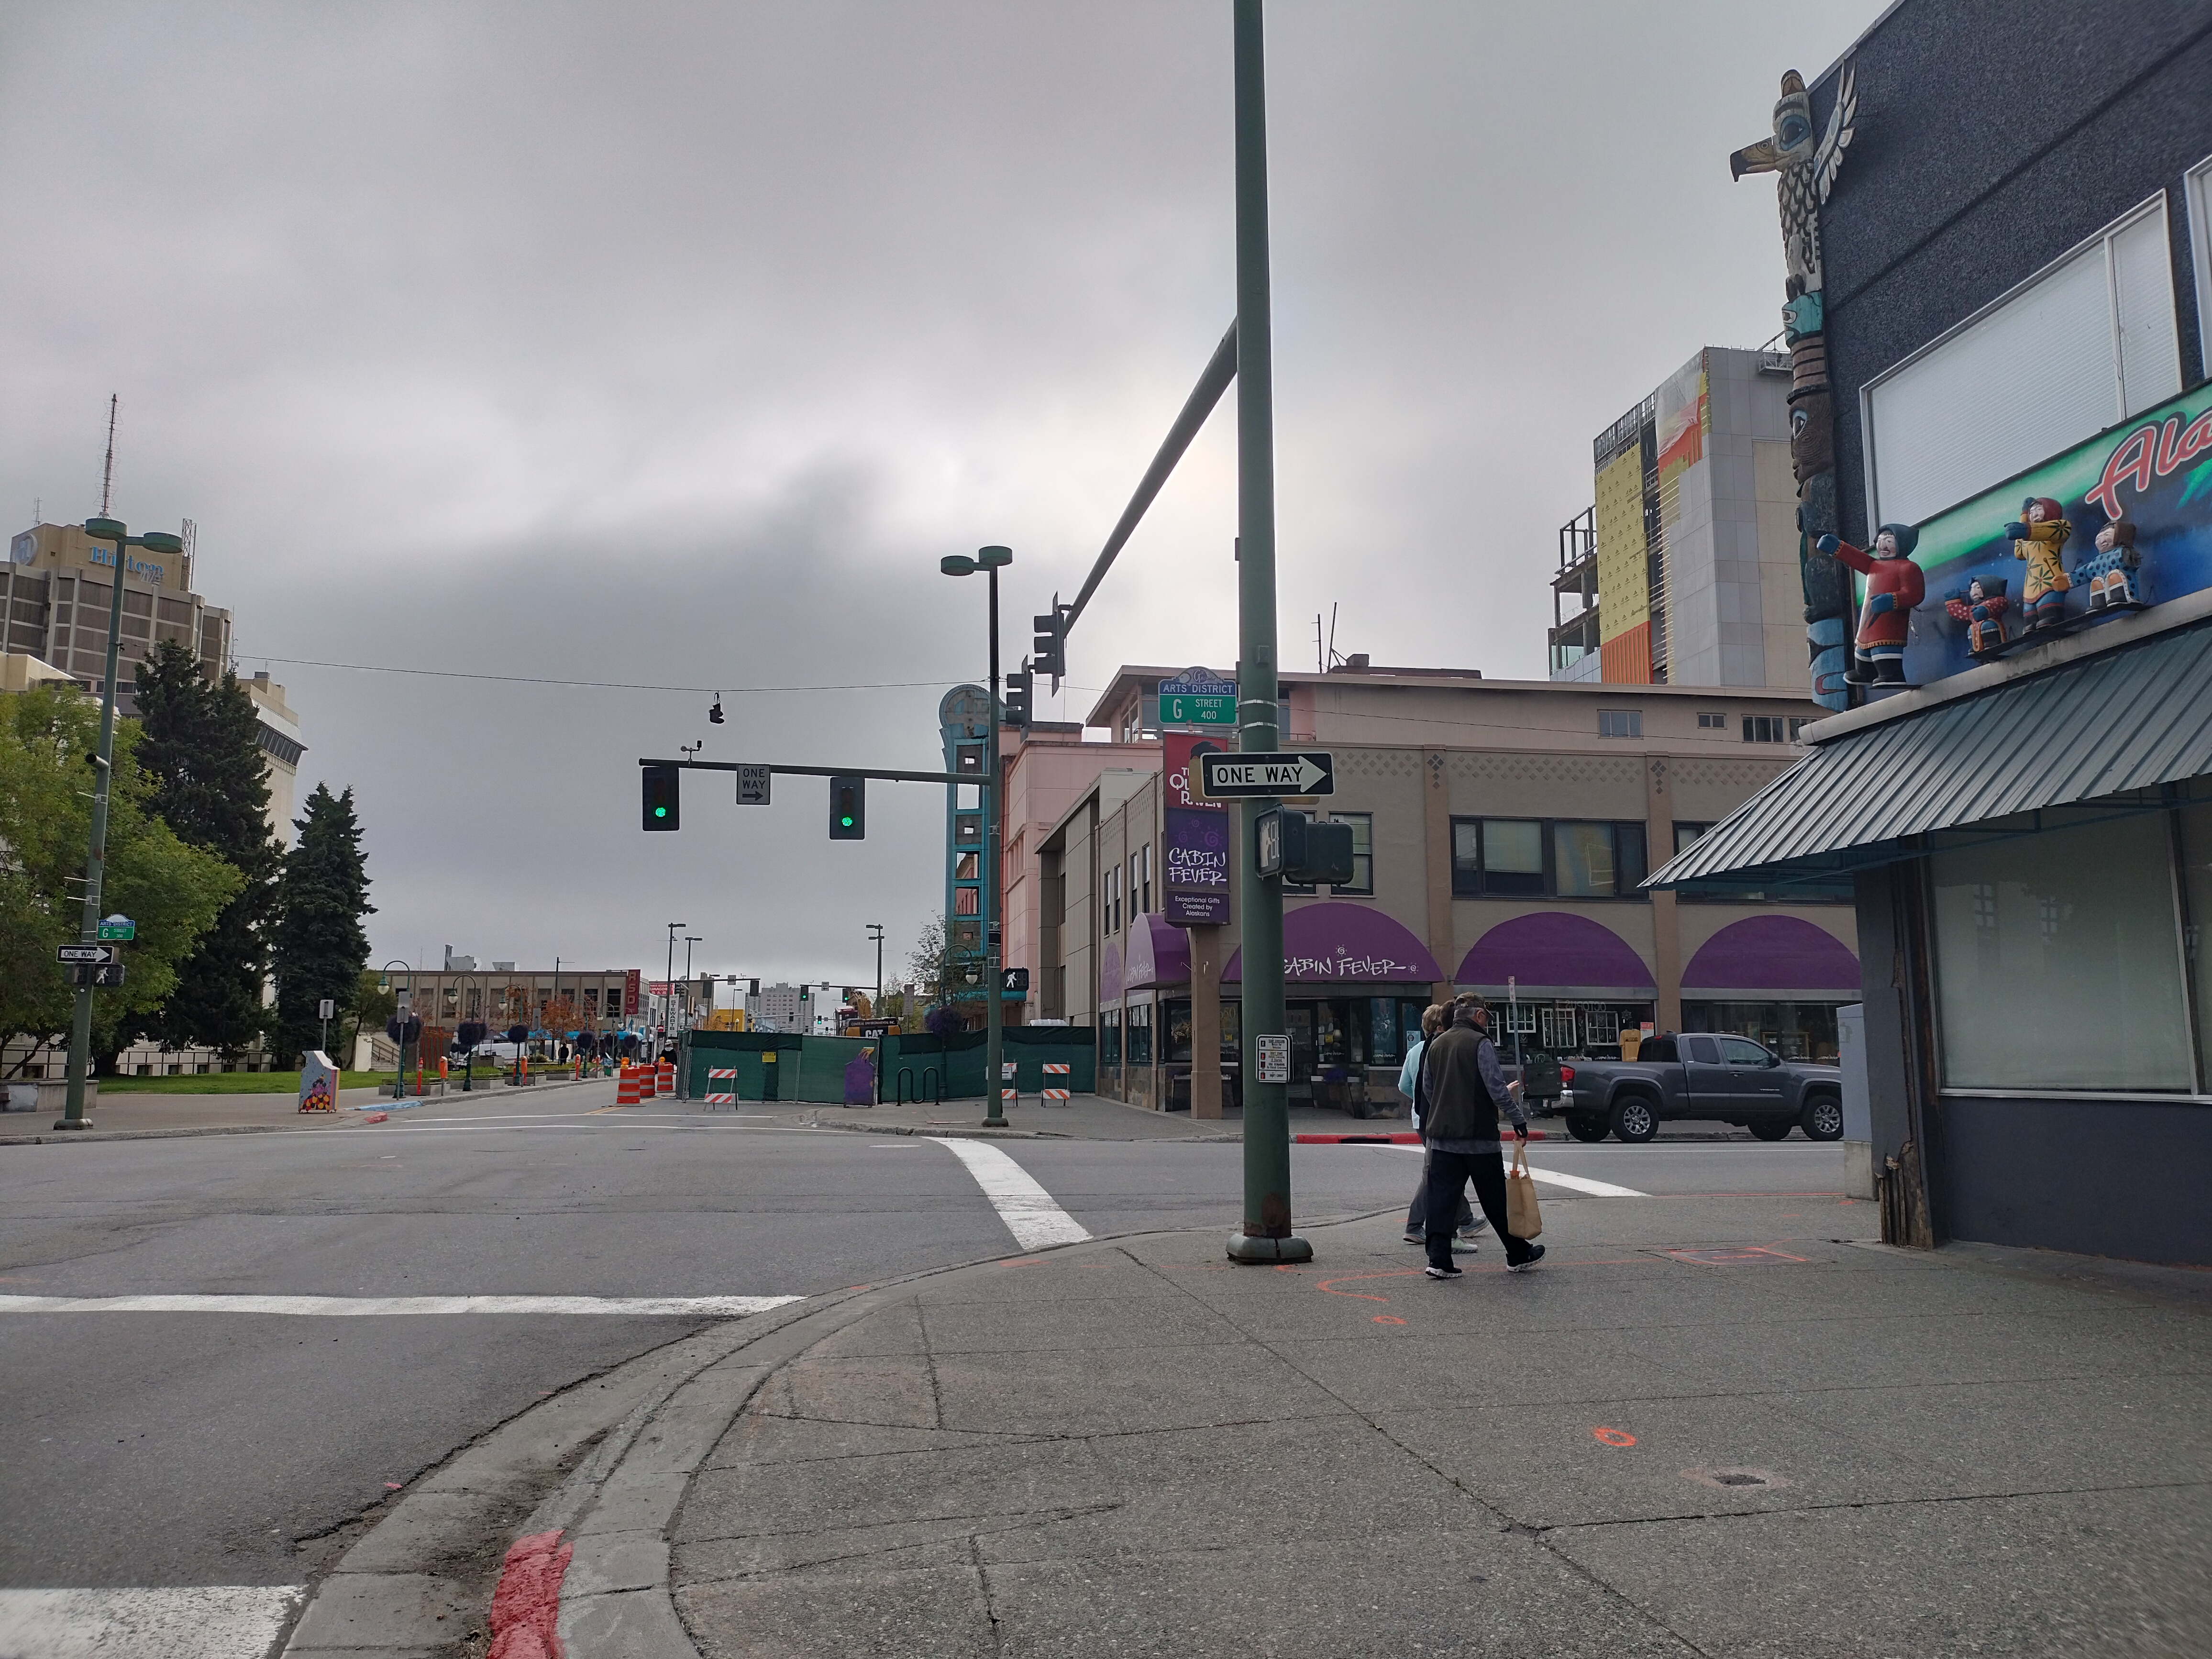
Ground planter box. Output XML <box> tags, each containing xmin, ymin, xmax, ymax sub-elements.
<box><xmin>3</xmin><ymin>1080</ymin><xmax>99</xmax><ymax>1115</ymax></box>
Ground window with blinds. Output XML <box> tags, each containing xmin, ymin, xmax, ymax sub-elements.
<box><xmin>1863</xmin><ymin>196</ymin><xmax>2181</xmax><ymax>528</ymax></box>
<box><xmin>2190</xmin><ymin>154</ymin><xmax>2212</xmax><ymax>381</ymax></box>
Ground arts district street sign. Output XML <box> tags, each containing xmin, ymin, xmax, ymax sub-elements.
<box><xmin>1198</xmin><ymin>751</ymin><xmax>1335</xmax><ymax>798</ymax></box>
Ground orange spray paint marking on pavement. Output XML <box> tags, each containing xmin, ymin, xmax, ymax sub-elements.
<box><xmin>1593</xmin><ymin>1427</ymin><xmax>1637</xmax><ymax>1447</ymax></box>
<box><xmin>1372</xmin><ymin>1315</ymin><xmax>1407</xmax><ymax>1325</ymax></box>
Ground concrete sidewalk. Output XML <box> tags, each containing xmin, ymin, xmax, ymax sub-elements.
<box><xmin>651</xmin><ymin>1207</ymin><xmax>2212</xmax><ymax>1656</ymax></box>
<box><xmin>296</xmin><ymin>1185</ymin><xmax>2212</xmax><ymax>1656</ymax></box>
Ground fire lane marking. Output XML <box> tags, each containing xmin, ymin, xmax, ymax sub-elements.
<box><xmin>936</xmin><ymin>1139</ymin><xmax>1093</xmax><ymax>1250</ymax></box>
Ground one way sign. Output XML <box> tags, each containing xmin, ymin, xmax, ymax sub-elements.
<box><xmin>1199</xmin><ymin>751</ymin><xmax>1335</xmax><ymax>798</ymax></box>
<box><xmin>57</xmin><ymin>944</ymin><xmax>118</xmax><ymax>965</ymax></box>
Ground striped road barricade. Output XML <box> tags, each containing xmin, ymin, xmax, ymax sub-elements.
<box><xmin>1041</xmin><ymin>1062</ymin><xmax>1071</xmax><ymax>1104</ymax></box>
<box><xmin>704</xmin><ymin>1068</ymin><xmax>738</xmax><ymax>1107</ymax></box>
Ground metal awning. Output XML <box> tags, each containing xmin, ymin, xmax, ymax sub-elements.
<box><xmin>1648</xmin><ymin>620</ymin><xmax>2212</xmax><ymax>895</ymax></box>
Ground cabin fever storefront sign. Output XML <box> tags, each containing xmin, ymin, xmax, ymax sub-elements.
<box><xmin>1879</xmin><ymin>380</ymin><xmax>2212</xmax><ymax>686</ymax></box>
<box><xmin>1164</xmin><ymin>731</ymin><xmax>1230</xmax><ymax>926</ymax></box>
<box><xmin>1283</xmin><ymin>950</ymin><xmax>1424</xmax><ymax>980</ymax></box>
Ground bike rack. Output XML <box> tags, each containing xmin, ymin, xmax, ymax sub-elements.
<box><xmin>921</xmin><ymin>1065</ymin><xmax>942</xmax><ymax>1107</ymax></box>
<box><xmin>896</xmin><ymin>1067</ymin><xmax>916</xmax><ymax>1107</ymax></box>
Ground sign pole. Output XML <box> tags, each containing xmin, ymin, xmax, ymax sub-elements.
<box><xmin>1227</xmin><ymin>0</ymin><xmax>1308</xmax><ymax>1264</ymax></box>
<box><xmin>984</xmin><ymin>558</ymin><xmax>1006</xmax><ymax>1128</ymax></box>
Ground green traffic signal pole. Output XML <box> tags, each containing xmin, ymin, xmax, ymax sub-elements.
<box><xmin>1226</xmin><ymin>0</ymin><xmax>1309</xmax><ymax>1263</ymax></box>
<box><xmin>56</xmin><ymin>518</ymin><xmax>183</xmax><ymax>1131</ymax></box>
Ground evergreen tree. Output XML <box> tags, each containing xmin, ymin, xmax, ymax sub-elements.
<box><xmin>133</xmin><ymin>641</ymin><xmax>282</xmax><ymax>1064</ymax></box>
<box><xmin>271</xmin><ymin>783</ymin><xmax>374</xmax><ymax>1066</ymax></box>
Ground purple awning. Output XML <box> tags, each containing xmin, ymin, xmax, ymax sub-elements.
<box><xmin>1224</xmin><ymin>902</ymin><xmax>1443</xmax><ymax>984</ymax></box>
<box><xmin>1122</xmin><ymin>914</ymin><xmax>1191</xmax><ymax>990</ymax></box>
<box><xmin>1097</xmin><ymin>936</ymin><xmax>1124</xmax><ymax>1003</ymax></box>
<box><xmin>1682</xmin><ymin>915</ymin><xmax>1860</xmax><ymax>994</ymax></box>
<box><xmin>1456</xmin><ymin>913</ymin><xmax>1656</xmax><ymax>995</ymax></box>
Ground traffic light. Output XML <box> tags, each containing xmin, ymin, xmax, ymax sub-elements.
<box><xmin>829</xmin><ymin>774</ymin><xmax>865</xmax><ymax>839</ymax></box>
<box><xmin>1004</xmin><ymin>666</ymin><xmax>1032</xmax><ymax>728</ymax></box>
<box><xmin>642</xmin><ymin>763</ymin><xmax>680</xmax><ymax>831</ymax></box>
<box><xmin>1032</xmin><ymin>603</ymin><xmax>1066</xmax><ymax>688</ymax></box>
<box><xmin>1254</xmin><ymin>809</ymin><xmax>1356</xmax><ymax>885</ymax></box>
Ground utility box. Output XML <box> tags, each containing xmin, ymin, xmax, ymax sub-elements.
<box><xmin>1837</xmin><ymin>1003</ymin><xmax>1874</xmax><ymax>1199</ymax></box>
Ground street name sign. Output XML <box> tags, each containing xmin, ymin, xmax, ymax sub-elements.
<box><xmin>1198</xmin><ymin>751</ymin><xmax>1334</xmax><ymax>798</ymax></box>
<box><xmin>97</xmin><ymin>914</ymin><xmax>135</xmax><ymax>941</ymax></box>
<box><xmin>319</xmin><ymin>998</ymin><xmax>336</xmax><ymax>1021</ymax></box>
<box><xmin>57</xmin><ymin>944</ymin><xmax>117</xmax><ymax>965</ymax></box>
<box><xmin>736</xmin><ymin>765</ymin><xmax>771</xmax><ymax>806</ymax></box>
<box><xmin>1159</xmin><ymin>666</ymin><xmax>1236</xmax><ymax>728</ymax></box>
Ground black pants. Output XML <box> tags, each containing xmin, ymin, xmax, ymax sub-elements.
<box><xmin>1406</xmin><ymin>1148</ymin><xmax>1476</xmax><ymax>1233</ymax></box>
<box><xmin>1425</xmin><ymin>1147</ymin><xmax>1531</xmax><ymax>1269</ymax></box>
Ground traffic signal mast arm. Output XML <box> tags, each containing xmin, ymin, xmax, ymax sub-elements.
<box><xmin>637</xmin><ymin>759</ymin><xmax>969</xmax><ymax>785</ymax></box>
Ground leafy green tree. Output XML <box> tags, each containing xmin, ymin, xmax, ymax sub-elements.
<box><xmin>0</xmin><ymin>686</ymin><xmax>242</xmax><ymax>1074</ymax></box>
<box><xmin>133</xmin><ymin>641</ymin><xmax>283</xmax><ymax>1065</ymax></box>
<box><xmin>270</xmin><ymin>784</ymin><xmax>374</xmax><ymax>1066</ymax></box>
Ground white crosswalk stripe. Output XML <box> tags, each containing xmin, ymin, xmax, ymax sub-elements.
<box><xmin>0</xmin><ymin>1585</ymin><xmax>301</xmax><ymax>1659</ymax></box>
<box><xmin>937</xmin><ymin>1139</ymin><xmax>1092</xmax><ymax>1250</ymax></box>
<box><xmin>0</xmin><ymin>1294</ymin><xmax>801</xmax><ymax>1317</ymax></box>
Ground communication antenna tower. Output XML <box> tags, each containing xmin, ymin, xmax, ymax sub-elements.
<box><xmin>98</xmin><ymin>394</ymin><xmax>118</xmax><ymax>517</ymax></box>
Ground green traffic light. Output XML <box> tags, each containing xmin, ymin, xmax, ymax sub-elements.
<box><xmin>655</xmin><ymin>806</ymin><xmax>667</xmax><ymax>817</ymax></box>
<box><xmin>841</xmin><ymin>815</ymin><xmax>854</xmax><ymax>827</ymax></box>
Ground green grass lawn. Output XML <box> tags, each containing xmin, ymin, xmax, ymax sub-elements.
<box><xmin>96</xmin><ymin>1070</ymin><xmax>391</xmax><ymax>1095</ymax></box>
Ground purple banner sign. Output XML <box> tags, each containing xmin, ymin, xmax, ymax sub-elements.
<box><xmin>1165</xmin><ymin>806</ymin><xmax>1231</xmax><ymax>927</ymax></box>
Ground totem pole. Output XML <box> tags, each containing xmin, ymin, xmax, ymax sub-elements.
<box><xmin>1731</xmin><ymin>63</ymin><xmax>1858</xmax><ymax>710</ymax></box>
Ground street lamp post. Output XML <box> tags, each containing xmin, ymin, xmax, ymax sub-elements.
<box><xmin>1226</xmin><ymin>0</ymin><xmax>1309</xmax><ymax>1263</ymax></box>
<box><xmin>54</xmin><ymin>518</ymin><xmax>185</xmax><ymax>1131</ymax></box>
<box><xmin>664</xmin><ymin>922</ymin><xmax>685</xmax><ymax>1057</ymax></box>
<box><xmin>939</xmin><ymin>544</ymin><xmax>1011</xmax><ymax>1127</ymax></box>
<box><xmin>378</xmin><ymin>959</ymin><xmax>415</xmax><ymax>1100</ymax></box>
<box><xmin>866</xmin><ymin>923</ymin><xmax>885</xmax><ymax>1015</ymax></box>
<box><xmin>682</xmin><ymin>937</ymin><xmax>701</xmax><ymax>1040</ymax></box>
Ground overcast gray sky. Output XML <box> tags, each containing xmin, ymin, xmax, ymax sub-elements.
<box><xmin>0</xmin><ymin>1</ymin><xmax>1884</xmax><ymax>992</ymax></box>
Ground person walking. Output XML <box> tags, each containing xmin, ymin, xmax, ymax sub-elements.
<box><xmin>1401</xmin><ymin>1004</ymin><xmax>1483</xmax><ymax>1249</ymax></box>
<box><xmin>1418</xmin><ymin>994</ymin><xmax>1544</xmax><ymax>1278</ymax></box>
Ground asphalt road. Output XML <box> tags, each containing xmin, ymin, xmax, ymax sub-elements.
<box><xmin>0</xmin><ymin>1083</ymin><xmax>1846</xmax><ymax>1596</ymax></box>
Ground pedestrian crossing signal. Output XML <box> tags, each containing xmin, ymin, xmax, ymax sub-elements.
<box><xmin>830</xmin><ymin>775</ymin><xmax>865</xmax><ymax>839</ymax></box>
<box><xmin>642</xmin><ymin>763</ymin><xmax>680</xmax><ymax>831</ymax></box>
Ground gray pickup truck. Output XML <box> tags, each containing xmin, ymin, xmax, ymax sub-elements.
<box><xmin>1553</xmin><ymin>1033</ymin><xmax>1844</xmax><ymax>1144</ymax></box>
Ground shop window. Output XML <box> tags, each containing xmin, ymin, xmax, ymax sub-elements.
<box><xmin>1100</xmin><ymin>1009</ymin><xmax>1121</xmax><ymax>1066</ymax></box>
<box><xmin>1683</xmin><ymin>1001</ymin><xmax>1841</xmax><ymax>1063</ymax></box>
<box><xmin>1126</xmin><ymin>1001</ymin><xmax>1153</xmax><ymax>1066</ymax></box>
<box><xmin>1930</xmin><ymin>812</ymin><xmax>2193</xmax><ymax>1092</ymax></box>
<box><xmin>1164</xmin><ymin>1000</ymin><xmax>1194</xmax><ymax>1063</ymax></box>
<box><xmin>1598</xmin><ymin>709</ymin><xmax>1642</xmax><ymax>739</ymax></box>
<box><xmin>2176</xmin><ymin>805</ymin><xmax>2212</xmax><ymax>1087</ymax></box>
<box><xmin>1864</xmin><ymin>195</ymin><xmax>2181</xmax><ymax>527</ymax></box>
<box><xmin>1329</xmin><ymin>813</ymin><xmax>1373</xmax><ymax>895</ymax></box>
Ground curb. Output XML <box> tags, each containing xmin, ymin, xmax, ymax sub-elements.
<box><xmin>276</xmin><ymin>1294</ymin><xmax>849</xmax><ymax>1656</ymax></box>
<box><xmin>806</xmin><ymin>1117</ymin><xmax>1242</xmax><ymax>1145</ymax></box>
<box><xmin>1295</xmin><ymin>1130</ymin><xmax>1551</xmax><ymax>1145</ymax></box>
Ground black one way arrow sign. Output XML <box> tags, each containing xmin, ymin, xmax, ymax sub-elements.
<box><xmin>1199</xmin><ymin>751</ymin><xmax>1335</xmax><ymax>798</ymax></box>
<box><xmin>57</xmin><ymin>944</ymin><xmax>118</xmax><ymax>965</ymax></box>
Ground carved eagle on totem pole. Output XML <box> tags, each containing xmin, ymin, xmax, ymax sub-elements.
<box><xmin>1729</xmin><ymin>64</ymin><xmax>1857</xmax><ymax>300</ymax></box>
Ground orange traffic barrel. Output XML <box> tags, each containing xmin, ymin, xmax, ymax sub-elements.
<box><xmin>616</xmin><ymin>1065</ymin><xmax>643</xmax><ymax>1106</ymax></box>
<box><xmin>655</xmin><ymin>1058</ymin><xmax>675</xmax><ymax>1097</ymax></box>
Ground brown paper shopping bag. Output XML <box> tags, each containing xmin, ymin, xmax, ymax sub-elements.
<box><xmin>1505</xmin><ymin>1139</ymin><xmax>1542</xmax><ymax>1239</ymax></box>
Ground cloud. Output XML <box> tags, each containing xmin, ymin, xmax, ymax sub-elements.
<box><xmin>0</xmin><ymin>0</ymin><xmax>1884</xmax><ymax>980</ymax></box>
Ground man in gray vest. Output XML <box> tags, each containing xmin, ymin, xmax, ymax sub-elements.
<box><xmin>1419</xmin><ymin>994</ymin><xmax>1543</xmax><ymax>1278</ymax></box>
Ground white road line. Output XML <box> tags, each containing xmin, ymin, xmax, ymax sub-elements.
<box><xmin>1361</xmin><ymin>1144</ymin><xmax>1648</xmax><ymax>1198</ymax></box>
<box><xmin>0</xmin><ymin>1294</ymin><xmax>801</xmax><ymax>1317</ymax></box>
<box><xmin>936</xmin><ymin>1139</ymin><xmax>1092</xmax><ymax>1250</ymax></box>
<box><xmin>0</xmin><ymin>1585</ymin><xmax>302</xmax><ymax>1658</ymax></box>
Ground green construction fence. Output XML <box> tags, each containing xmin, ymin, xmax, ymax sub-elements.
<box><xmin>679</xmin><ymin>1025</ymin><xmax>1095</xmax><ymax>1103</ymax></box>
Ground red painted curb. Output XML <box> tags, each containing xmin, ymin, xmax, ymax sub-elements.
<box><xmin>488</xmin><ymin>1527</ymin><xmax>572</xmax><ymax>1659</ymax></box>
<box><xmin>1294</xmin><ymin>1130</ymin><xmax>1548</xmax><ymax>1144</ymax></box>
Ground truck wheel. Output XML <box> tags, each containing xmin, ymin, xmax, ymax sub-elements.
<box><xmin>1801</xmin><ymin>1094</ymin><xmax>1844</xmax><ymax>1141</ymax></box>
<box><xmin>1565</xmin><ymin>1115</ymin><xmax>1609</xmax><ymax>1143</ymax></box>
<box><xmin>1610</xmin><ymin>1096</ymin><xmax>1659</xmax><ymax>1144</ymax></box>
<box><xmin>1747</xmin><ymin>1119</ymin><xmax>1793</xmax><ymax>1142</ymax></box>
